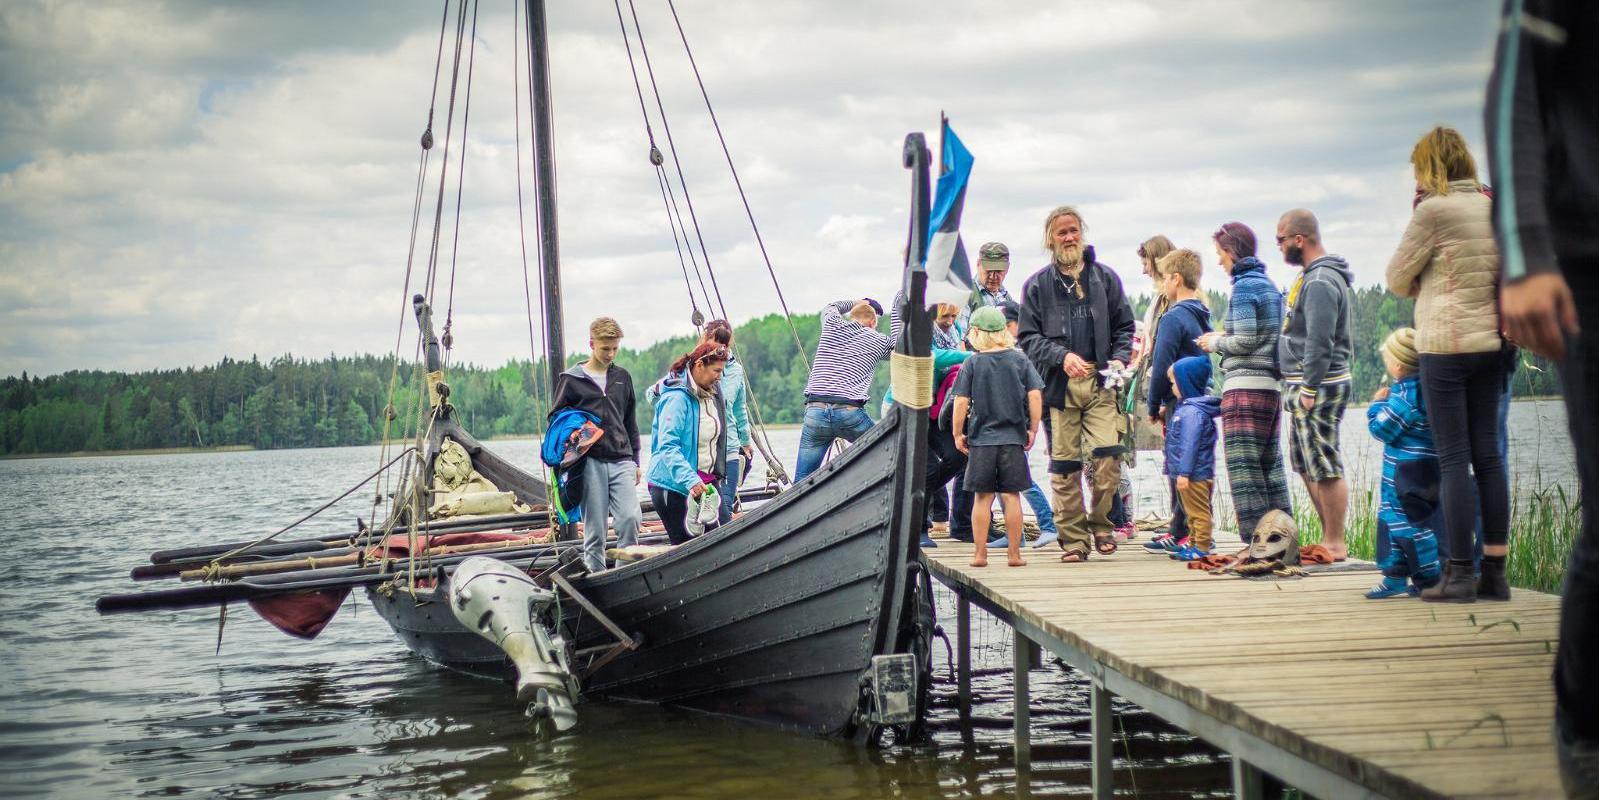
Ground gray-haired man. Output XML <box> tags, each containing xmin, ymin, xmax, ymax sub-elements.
<box><xmin>959</xmin><ymin>242</ymin><xmax>1016</xmax><ymax>333</ymax></box>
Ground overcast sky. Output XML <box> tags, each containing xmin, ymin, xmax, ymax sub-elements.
<box><xmin>0</xmin><ymin>0</ymin><xmax>1503</xmax><ymax>377</ymax></box>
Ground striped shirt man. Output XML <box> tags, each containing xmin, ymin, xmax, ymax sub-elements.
<box><xmin>802</xmin><ymin>296</ymin><xmax>904</xmax><ymax>406</ymax></box>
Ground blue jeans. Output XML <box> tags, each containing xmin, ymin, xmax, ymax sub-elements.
<box><xmin>581</xmin><ymin>458</ymin><xmax>642</xmax><ymax>573</ymax></box>
<box><xmin>794</xmin><ymin>404</ymin><xmax>875</xmax><ymax>481</ymax></box>
<box><xmin>718</xmin><ymin>454</ymin><xmax>746</xmax><ymax>524</ymax></box>
<box><xmin>1023</xmin><ymin>482</ymin><xmax>1056</xmax><ymax>534</ymax></box>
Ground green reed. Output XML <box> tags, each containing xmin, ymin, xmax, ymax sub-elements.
<box><xmin>1289</xmin><ymin>480</ymin><xmax>1580</xmax><ymax>594</ymax></box>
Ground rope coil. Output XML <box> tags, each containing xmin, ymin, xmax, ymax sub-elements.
<box><xmin>890</xmin><ymin>353</ymin><xmax>934</xmax><ymax>409</ymax></box>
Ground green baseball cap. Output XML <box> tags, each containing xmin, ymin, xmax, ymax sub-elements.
<box><xmin>977</xmin><ymin>241</ymin><xmax>1009</xmax><ymax>271</ymax></box>
<box><xmin>969</xmin><ymin>305</ymin><xmax>1006</xmax><ymax>332</ymax></box>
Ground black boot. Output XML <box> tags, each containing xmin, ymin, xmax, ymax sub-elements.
<box><xmin>1420</xmin><ymin>559</ymin><xmax>1477</xmax><ymax>603</ymax></box>
<box><xmin>1477</xmin><ymin>554</ymin><xmax>1511</xmax><ymax>601</ymax></box>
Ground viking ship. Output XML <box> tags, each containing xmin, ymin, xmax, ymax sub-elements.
<box><xmin>98</xmin><ymin>0</ymin><xmax>945</xmax><ymax>741</ymax></box>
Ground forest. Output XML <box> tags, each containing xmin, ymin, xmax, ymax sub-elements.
<box><xmin>0</xmin><ymin>285</ymin><xmax>1561</xmax><ymax>456</ymax></box>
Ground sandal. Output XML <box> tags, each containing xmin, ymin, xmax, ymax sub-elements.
<box><xmin>1060</xmin><ymin>549</ymin><xmax>1088</xmax><ymax>563</ymax></box>
<box><xmin>1094</xmin><ymin>533</ymin><xmax>1118</xmax><ymax>555</ymax></box>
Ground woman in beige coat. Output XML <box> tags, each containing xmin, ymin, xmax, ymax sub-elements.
<box><xmin>1385</xmin><ymin>126</ymin><xmax>1512</xmax><ymax>604</ymax></box>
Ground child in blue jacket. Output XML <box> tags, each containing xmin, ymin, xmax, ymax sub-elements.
<box><xmin>1365</xmin><ymin>328</ymin><xmax>1442</xmax><ymax>598</ymax></box>
<box><xmin>1164</xmin><ymin>356</ymin><xmax>1222</xmax><ymax>561</ymax></box>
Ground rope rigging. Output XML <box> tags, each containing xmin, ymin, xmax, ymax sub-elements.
<box><xmin>662</xmin><ymin>0</ymin><xmax>811</xmax><ymax>376</ymax></box>
<box><xmin>615</xmin><ymin>0</ymin><xmax>818</xmax><ymax>484</ymax></box>
<box><xmin>375</xmin><ymin>0</ymin><xmax>456</xmax><ymax>529</ymax></box>
<box><xmin>513</xmin><ymin>0</ymin><xmax>558</xmax><ymax>537</ymax></box>
<box><xmin>441</xmin><ymin>0</ymin><xmax>483</xmax><ymax>364</ymax></box>
<box><xmin>610</xmin><ymin>0</ymin><xmax>710</xmax><ymax>325</ymax></box>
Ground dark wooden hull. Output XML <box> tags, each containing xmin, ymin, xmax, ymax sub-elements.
<box><xmin>368</xmin><ymin>404</ymin><xmax>928</xmax><ymax>736</ymax></box>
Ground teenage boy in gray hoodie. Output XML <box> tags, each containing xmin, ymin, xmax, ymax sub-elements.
<box><xmin>1275</xmin><ymin>209</ymin><xmax>1354</xmax><ymax>560</ymax></box>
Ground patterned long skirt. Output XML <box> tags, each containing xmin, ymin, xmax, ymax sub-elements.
<box><xmin>1221</xmin><ymin>388</ymin><xmax>1292</xmax><ymax>540</ymax></box>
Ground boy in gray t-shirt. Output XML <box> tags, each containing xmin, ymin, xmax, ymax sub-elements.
<box><xmin>952</xmin><ymin>306</ymin><xmax>1044</xmax><ymax>568</ymax></box>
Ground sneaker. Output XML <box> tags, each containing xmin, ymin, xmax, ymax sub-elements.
<box><xmin>1031</xmin><ymin>529</ymin><xmax>1060</xmax><ymax>549</ymax></box>
<box><xmin>919</xmin><ymin>535</ymin><xmax>939</xmax><ymax>549</ymax></box>
<box><xmin>1115</xmin><ymin>522</ymin><xmax>1136</xmax><ymax>542</ymax></box>
<box><xmin>1365</xmin><ymin>576</ymin><xmax>1410</xmax><ymax>599</ymax></box>
<box><xmin>1142</xmin><ymin>534</ymin><xmax>1174</xmax><ymax>553</ymax></box>
<box><xmin>1169</xmin><ymin>543</ymin><xmax>1211</xmax><ymax>562</ymax></box>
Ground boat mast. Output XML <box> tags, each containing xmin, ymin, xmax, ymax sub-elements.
<box><xmin>526</xmin><ymin>0</ymin><xmax>564</xmax><ymax>386</ymax></box>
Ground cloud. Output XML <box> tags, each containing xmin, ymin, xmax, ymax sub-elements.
<box><xmin>0</xmin><ymin>0</ymin><xmax>1504</xmax><ymax>377</ymax></box>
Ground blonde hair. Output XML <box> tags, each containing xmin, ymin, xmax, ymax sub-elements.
<box><xmin>1411</xmin><ymin>126</ymin><xmax>1479</xmax><ymax>198</ymax></box>
<box><xmin>966</xmin><ymin>326</ymin><xmax>1016</xmax><ymax>352</ymax></box>
<box><xmin>1041</xmin><ymin>205</ymin><xmax>1086</xmax><ymax>250</ymax></box>
<box><xmin>1156</xmin><ymin>249</ymin><xmax>1203</xmax><ymax>290</ymax></box>
<box><xmin>589</xmin><ymin>317</ymin><xmax>623</xmax><ymax>340</ymax></box>
<box><xmin>1137</xmin><ymin>235</ymin><xmax>1175</xmax><ymax>274</ymax></box>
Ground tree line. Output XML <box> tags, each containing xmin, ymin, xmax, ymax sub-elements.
<box><xmin>0</xmin><ymin>287</ymin><xmax>1560</xmax><ymax>456</ymax></box>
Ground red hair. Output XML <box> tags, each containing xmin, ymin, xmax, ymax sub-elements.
<box><xmin>670</xmin><ymin>342</ymin><xmax>728</xmax><ymax>374</ymax></box>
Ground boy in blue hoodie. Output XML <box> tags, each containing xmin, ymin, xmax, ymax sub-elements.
<box><xmin>1365</xmin><ymin>328</ymin><xmax>1442</xmax><ymax>598</ymax></box>
<box><xmin>1144</xmin><ymin>249</ymin><xmax>1212</xmax><ymax>554</ymax></box>
<box><xmin>1164</xmin><ymin>356</ymin><xmax>1222</xmax><ymax>561</ymax></box>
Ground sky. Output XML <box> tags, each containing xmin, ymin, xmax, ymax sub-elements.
<box><xmin>0</xmin><ymin>0</ymin><xmax>1505</xmax><ymax>378</ymax></box>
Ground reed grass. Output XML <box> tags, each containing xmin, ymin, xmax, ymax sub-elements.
<box><xmin>1288</xmin><ymin>480</ymin><xmax>1580</xmax><ymax>595</ymax></box>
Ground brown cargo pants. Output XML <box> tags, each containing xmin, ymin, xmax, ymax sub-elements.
<box><xmin>1049</xmin><ymin>375</ymin><xmax>1122</xmax><ymax>556</ymax></box>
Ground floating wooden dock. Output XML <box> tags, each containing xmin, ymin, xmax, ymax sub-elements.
<box><xmin>926</xmin><ymin>533</ymin><xmax>1562</xmax><ymax>799</ymax></box>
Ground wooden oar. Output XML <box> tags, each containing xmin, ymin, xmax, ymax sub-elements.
<box><xmin>98</xmin><ymin>551</ymin><xmax>566</xmax><ymax>614</ymax></box>
<box><xmin>178</xmin><ymin>530</ymin><xmax>555</xmax><ymax>581</ymax></box>
<box><xmin>146</xmin><ymin>509</ymin><xmax>554</xmax><ymax>565</ymax></box>
<box><xmin>143</xmin><ymin>485</ymin><xmax>777</xmax><ymax>567</ymax></box>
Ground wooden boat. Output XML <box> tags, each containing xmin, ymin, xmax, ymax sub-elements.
<box><xmin>98</xmin><ymin>0</ymin><xmax>944</xmax><ymax>741</ymax></box>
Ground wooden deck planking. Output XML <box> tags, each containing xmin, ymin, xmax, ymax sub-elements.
<box><xmin>926</xmin><ymin>533</ymin><xmax>1561</xmax><ymax>799</ymax></box>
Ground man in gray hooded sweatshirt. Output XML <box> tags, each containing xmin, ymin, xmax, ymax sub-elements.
<box><xmin>1275</xmin><ymin>209</ymin><xmax>1354</xmax><ymax>560</ymax></box>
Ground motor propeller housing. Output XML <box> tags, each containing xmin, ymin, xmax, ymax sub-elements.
<box><xmin>449</xmin><ymin>556</ymin><xmax>578</xmax><ymax>731</ymax></box>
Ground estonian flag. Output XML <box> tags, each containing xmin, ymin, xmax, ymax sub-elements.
<box><xmin>923</xmin><ymin>118</ymin><xmax>975</xmax><ymax>307</ymax></box>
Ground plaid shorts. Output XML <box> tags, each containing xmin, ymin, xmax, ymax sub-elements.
<box><xmin>1287</xmin><ymin>382</ymin><xmax>1350</xmax><ymax>481</ymax></box>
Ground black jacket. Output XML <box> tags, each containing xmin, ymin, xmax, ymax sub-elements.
<box><xmin>1485</xmin><ymin>0</ymin><xmax>1596</xmax><ymax>307</ymax></box>
<box><xmin>549</xmin><ymin>363</ymin><xmax>642</xmax><ymax>463</ymax></box>
<box><xmin>1017</xmin><ymin>247</ymin><xmax>1137</xmax><ymax>408</ymax></box>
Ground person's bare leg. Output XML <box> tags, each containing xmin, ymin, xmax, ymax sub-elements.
<box><xmin>1001</xmin><ymin>492</ymin><xmax>1026</xmax><ymax>566</ymax></box>
<box><xmin>971</xmin><ymin>491</ymin><xmax>994</xmax><ymax>567</ymax></box>
<box><xmin>1319</xmin><ymin>476</ymin><xmax>1348</xmax><ymax>559</ymax></box>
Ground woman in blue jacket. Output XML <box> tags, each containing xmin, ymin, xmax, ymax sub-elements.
<box><xmin>647</xmin><ymin>342</ymin><xmax>729</xmax><ymax>544</ymax></box>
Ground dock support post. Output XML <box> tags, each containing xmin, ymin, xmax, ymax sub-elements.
<box><xmin>1090</xmin><ymin>678</ymin><xmax>1113</xmax><ymax>800</ymax></box>
<box><xmin>957</xmin><ymin>592</ymin><xmax>971</xmax><ymax>719</ymax></box>
<box><xmin>1231</xmin><ymin>756</ymin><xmax>1264</xmax><ymax>800</ymax></box>
<box><xmin>1012</xmin><ymin>628</ymin><xmax>1031</xmax><ymax>766</ymax></box>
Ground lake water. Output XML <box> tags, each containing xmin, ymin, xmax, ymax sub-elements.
<box><xmin>0</xmin><ymin>400</ymin><xmax>1569</xmax><ymax>798</ymax></box>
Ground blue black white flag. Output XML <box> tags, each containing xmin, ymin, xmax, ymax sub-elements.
<box><xmin>923</xmin><ymin>118</ymin><xmax>975</xmax><ymax>307</ymax></box>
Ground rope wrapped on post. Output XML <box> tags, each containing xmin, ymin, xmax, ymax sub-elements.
<box><xmin>890</xmin><ymin>352</ymin><xmax>934</xmax><ymax>409</ymax></box>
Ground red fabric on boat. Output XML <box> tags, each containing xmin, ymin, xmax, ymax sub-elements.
<box><xmin>249</xmin><ymin>588</ymin><xmax>350</xmax><ymax>639</ymax></box>
<box><xmin>372</xmin><ymin>530</ymin><xmax>538</xmax><ymax>558</ymax></box>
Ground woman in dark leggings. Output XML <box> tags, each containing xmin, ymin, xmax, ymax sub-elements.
<box><xmin>645</xmin><ymin>342</ymin><xmax>729</xmax><ymax>544</ymax></box>
<box><xmin>1384</xmin><ymin>126</ymin><xmax>1510</xmax><ymax>602</ymax></box>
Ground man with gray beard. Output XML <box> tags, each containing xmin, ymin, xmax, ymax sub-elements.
<box><xmin>1017</xmin><ymin>206</ymin><xmax>1136</xmax><ymax>562</ymax></box>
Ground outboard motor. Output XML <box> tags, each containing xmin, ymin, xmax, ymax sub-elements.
<box><xmin>449</xmin><ymin>556</ymin><xmax>578</xmax><ymax>731</ymax></box>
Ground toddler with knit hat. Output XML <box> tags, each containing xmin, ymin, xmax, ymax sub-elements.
<box><xmin>1365</xmin><ymin>327</ymin><xmax>1443</xmax><ymax>598</ymax></box>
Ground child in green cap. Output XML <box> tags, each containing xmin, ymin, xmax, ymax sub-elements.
<box><xmin>952</xmin><ymin>305</ymin><xmax>1044</xmax><ymax>568</ymax></box>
